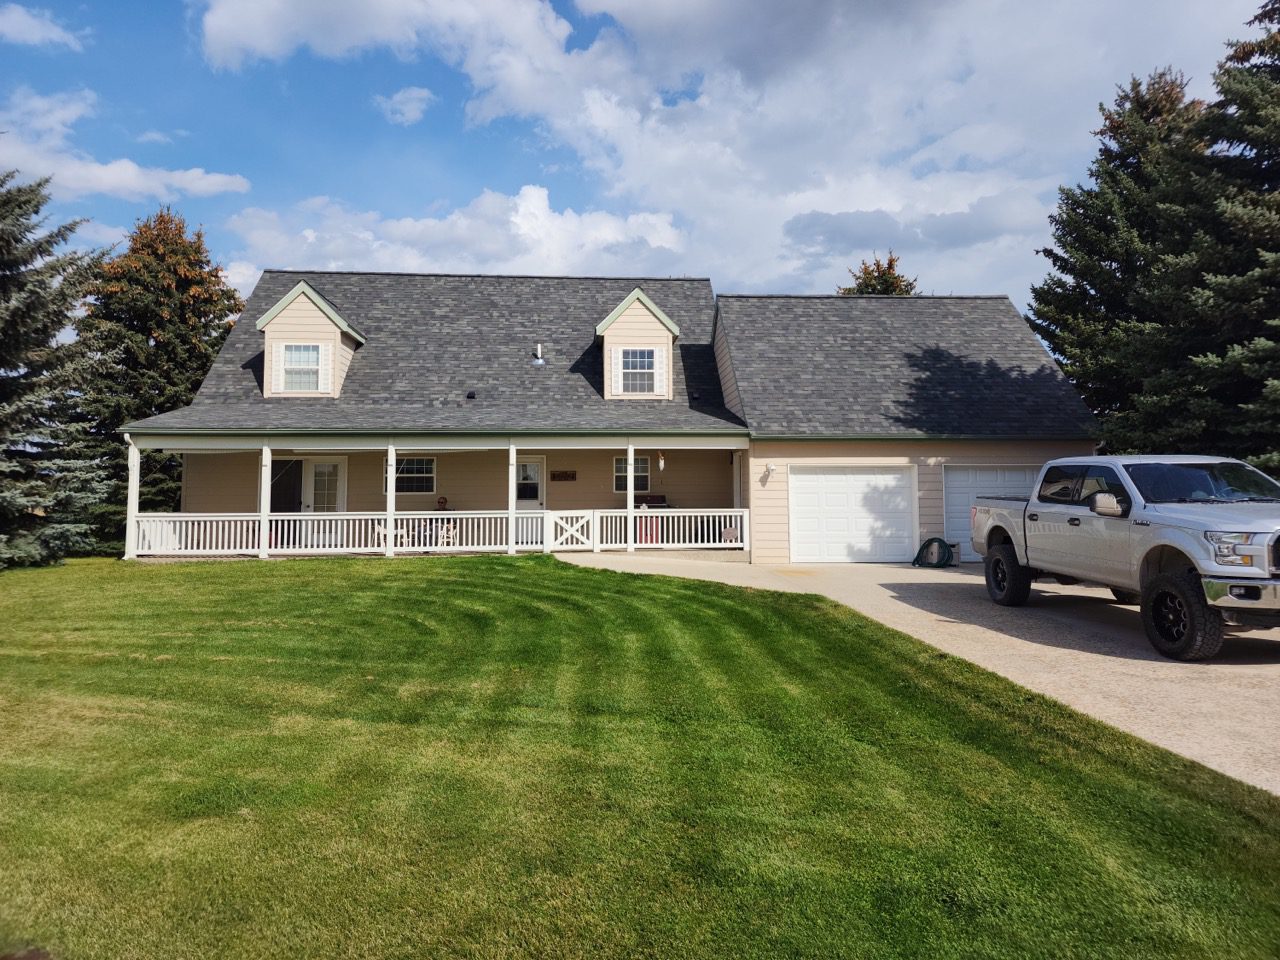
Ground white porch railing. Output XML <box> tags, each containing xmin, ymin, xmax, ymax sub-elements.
<box><xmin>598</xmin><ymin>509</ymin><xmax>749</xmax><ymax>550</ymax></box>
<box><xmin>130</xmin><ymin>508</ymin><xmax>749</xmax><ymax>557</ymax></box>
<box><xmin>135</xmin><ymin>513</ymin><xmax>260</xmax><ymax>556</ymax></box>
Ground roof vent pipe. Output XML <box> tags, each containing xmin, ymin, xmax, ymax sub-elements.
<box><xmin>531</xmin><ymin>342</ymin><xmax>546</xmax><ymax>367</ymax></box>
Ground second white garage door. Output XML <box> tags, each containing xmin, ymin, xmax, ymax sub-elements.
<box><xmin>943</xmin><ymin>465</ymin><xmax>1042</xmax><ymax>561</ymax></box>
<box><xmin>789</xmin><ymin>466</ymin><xmax>915</xmax><ymax>562</ymax></box>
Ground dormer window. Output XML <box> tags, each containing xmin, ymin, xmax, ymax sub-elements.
<box><xmin>622</xmin><ymin>348</ymin><xmax>656</xmax><ymax>393</ymax></box>
<box><xmin>283</xmin><ymin>344</ymin><xmax>322</xmax><ymax>392</ymax></box>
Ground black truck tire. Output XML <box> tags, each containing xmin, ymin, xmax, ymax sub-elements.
<box><xmin>985</xmin><ymin>543</ymin><xmax>1032</xmax><ymax>607</ymax></box>
<box><xmin>1139</xmin><ymin>572</ymin><xmax>1226</xmax><ymax>661</ymax></box>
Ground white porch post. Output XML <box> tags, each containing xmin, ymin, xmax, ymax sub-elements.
<box><xmin>385</xmin><ymin>442</ymin><xmax>397</xmax><ymax>557</ymax></box>
<box><xmin>507</xmin><ymin>441</ymin><xmax>517</xmax><ymax>555</ymax></box>
<box><xmin>258</xmin><ymin>444</ymin><xmax>271</xmax><ymax>559</ymax></box>
<box><xmin>626</xmin><ymin>441</ymin><xmax>635</xmax><ymax>553</ymax></box>
<box><xmin>123</xmin><ymin>434</ymin><xmax>140</xmax><ymax>559</ymax></box>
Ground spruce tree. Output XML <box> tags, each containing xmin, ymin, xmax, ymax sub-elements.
<box><xmin>1189</xmin><ymin>1</ymin><xmax>1280</xmax><ymax>468</ymax></box>
<box><xmin>1029</xmin><ymin>70</ymin><xmax>1217</xmax><ymax>453</ymax></box>
<box><xmin>75</xmin><ymin>209</ymin><xmax>243</xmax><ymax>549</ymax></box>
<box><xmin>0</xmin><ymin>171</ymin><xmax>105</xmax><ymax>567</ymax></box>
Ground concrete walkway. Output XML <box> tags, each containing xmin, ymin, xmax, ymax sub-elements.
<box><xmin>561</xmin><ymin>553</ymin><xmax>1280</xmax><ymax>794</ymax></box>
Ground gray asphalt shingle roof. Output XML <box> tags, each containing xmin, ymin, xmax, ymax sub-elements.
<box><xmin>715</xmin><ymin>294</ymin><xmax>1098</xmax><ymax>438</ymax></box>
<box><xmin>125</xmin><ymin>271</ymin><xmax>746</xmax><ymax>435</ymax></box>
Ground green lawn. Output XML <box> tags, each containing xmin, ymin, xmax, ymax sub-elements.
<box><xmin>0</xmin><ymin>557</ymin><xmax>1277</xmax><ymax>960</ymax></box>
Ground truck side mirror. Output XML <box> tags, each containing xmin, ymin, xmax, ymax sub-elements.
<box><xmin>1091</xmin><ymin>492</ymin><xmax>1125</xmax><ymax>518</ymax></box>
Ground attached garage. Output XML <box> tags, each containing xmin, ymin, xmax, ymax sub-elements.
<box><xmin>789</xmin><ymin>466</ymin><xmax>915</xmax><ymax>562</ymax></box>
<box><xmin>943</xmin><ymin>465</ymin><xmax>1042</xmax><ymax>561</ymax></box>
<box><xmin>714</xmin><ymin>294</ymin><xmax>1100</xmax><ymax>564</ymax></box>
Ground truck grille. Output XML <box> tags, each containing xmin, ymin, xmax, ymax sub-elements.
<box><xmin>1272</xmin><ymin>536</ymin><xmax>1280</xmax><ymax>573</ymax></box>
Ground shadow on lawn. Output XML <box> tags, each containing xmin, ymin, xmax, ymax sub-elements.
<box><xmin>881</xmin><ymin>571</ymin><xmax>1280</xmax><ymax>666</ymax></box>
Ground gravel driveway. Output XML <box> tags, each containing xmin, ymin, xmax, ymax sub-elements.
<box><xmin>562</xmin><ymin>553</ymin><xmax>1280</xmax><ymax>794</ymax></box>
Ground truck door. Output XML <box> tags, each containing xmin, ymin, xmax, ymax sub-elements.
<box><xmin>1071</xmin><ymin>465</ymin><xmax>1135</xmax><ymax>585</ymax></box>
<box><xmin>1025</xmin><ymin>464</ymin><xmax>1085</xmax><ymax>573</ymax></box>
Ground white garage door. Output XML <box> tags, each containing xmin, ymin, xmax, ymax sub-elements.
<box><xmin>789</xmin><ymin>466</ymin><xmax>914</xmax><ymax>562</ymax></box>
<box><xmin>943</xmin><ymin>465</ymin><xmax>1041</xmax><ymax>561</ymax></box>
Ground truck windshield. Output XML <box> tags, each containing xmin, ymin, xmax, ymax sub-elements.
<box><xmin>1123</xmin><ymin>461</ymin><xmax>1280</xmax><ymax>503</ymax></box>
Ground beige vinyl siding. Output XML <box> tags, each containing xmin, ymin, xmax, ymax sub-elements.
<box><xmin>181</xmin><ymin>452</ymin><xmax>259</xmax><ymax>512</ymax></box>
<box><xmin>602</xmin><ymin>299</ymin><xmax>674</xmax><ymax>400</ymax></box>
<box><xmin>179</xmin><ymin>448</ymin><xmax>735</xmax><ymax>515</ymax></box>
<box><xmin>747</xmin><ymin>439</ymin><xmax>1098</xmax><ymax>564</ymax></box>
<box><xmin>712</xmin><ymin>319</ymin><xmax>744</xmax><ymax>419</ymax></box>
<box><xmin>261</xmin><ymin>292</ymin><xmax>355</xmax><ymax>398</ymax></box>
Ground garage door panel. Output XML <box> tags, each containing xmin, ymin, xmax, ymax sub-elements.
<box><xmin>790</xmin><ymin>466</ymin><xmax>914</xmax><ymax>563</ymax></box>
<box><xmin>944</xmin><ymin>465</ymin><xmax>1041</xmax><ymax>561</ymax></box>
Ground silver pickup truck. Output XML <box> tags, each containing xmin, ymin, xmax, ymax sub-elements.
<box><xmin>970</xmin><ymin>455</ymin><xmax>1280</xmax><ymax>661</ymax></box>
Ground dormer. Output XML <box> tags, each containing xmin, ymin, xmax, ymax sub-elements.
<box><xmin>596</xmin><ymin>287</ymin><xmax>678</xmax><ymax>401</ymax></box>
<box><xmin>256</xmin><ymin>280</ymin><xmax>365</xmax><ymax>398</ymax></box>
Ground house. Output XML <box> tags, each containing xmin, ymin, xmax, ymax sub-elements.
<box><xmin>121</xmin><ymin>271</ymin><xmax>1097</xmax><ymax>562</ymax></box>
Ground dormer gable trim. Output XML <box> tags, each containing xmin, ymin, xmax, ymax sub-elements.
<box><xmin>595</xmin><ymin>287</ymin><xmax>680</xmax><ymax>338</ymax></box>
<box><xmin>254</xmin><ymin>280</ymin><xmax>367</xmax><ymax>345</ymax></box>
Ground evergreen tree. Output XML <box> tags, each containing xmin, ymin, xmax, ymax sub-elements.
<box><xmin>0</xmin><ymin>171</ymin><xmax>105</xmax><ymax>567</ymax></box>
<box><xmin>837</xmin><ymin>251</ymin><xmax>918</xmax><ymax>295</ymax></box>
<box><xmin>76</xmin><ymin>209</ymin><xmax>243</xmax><ymax>548</ymax></box>
<box><xmin>1189</xmin><ymin>1</ymin><xmax>1280</xmax><ymax>468</ymax></box>
<box><xmin>1028</xmin><ymin>70</ymin><xmax>1218</xmax><ymax>453</ymax></box>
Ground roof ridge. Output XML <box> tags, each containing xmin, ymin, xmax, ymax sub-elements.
<box><xmin>261</xmin><ymin>269</ymin><xmax>713</xmax><ymax>282</ymax></box>
<box><xmin>716</xmin><ymin>293</ymin><xmax>1012</xmax><ymax>300</ymax></box>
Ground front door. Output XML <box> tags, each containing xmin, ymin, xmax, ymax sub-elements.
<box><xmin>270</xmin><ymin>459</ymin><xmax>303</xmax><ymax>512</ymax></box>
<box><xmin>303</xmin><ymin>459</ymin><xmax>345</xmax><ymax>512</ymax></box>
<box><xmin>516</xmin><ymin>457</ymin><xmax>544</xmax><ymax>510</ymax></box>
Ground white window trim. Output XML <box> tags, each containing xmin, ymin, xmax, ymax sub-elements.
<box><xmin>610</xmin><ymin>344</ymin><xmax>669</xmax><ymax>400</ymax></box>
<box><xmin>276</xmin><ymin>341</ymin><xmax>332</xmax><ymax>395</ymax></box>
<box><xmin>614</xmin><ymin>455</ymin><xmax>651</xmax><ymax>494</ymax></box>
<box><xmin>382</xmin><ymin>456</ymin><xmax>438</xmax><ymax>495</ymax></box>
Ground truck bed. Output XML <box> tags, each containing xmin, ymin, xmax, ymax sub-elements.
<box><xmin>975</xmin><ymin>495</ymin><xmax>1030</xmax><ymax>502</ymax></box>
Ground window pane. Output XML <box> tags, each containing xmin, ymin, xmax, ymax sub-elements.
<box><xmin>394</xmin><ymin>457</ymin><xmax>435</xmax><ymax>493</ymax></box>
<box><xmin>1037</xmin><ymin>465</ymin><xmax>1083</xmax><ymax>504</ymax></box>
<box><xmin>1079</xmin><ymin>466</ymin><xmax>1129</xmax><ymax>508</ymax></box>
<box><xmin>284</xmin><ymin>368</ymin><xmax>319</xmax><ymax>391</ymax></box>
<box><xmin>614</xmin><ymin>456</ymin><xmax>649</xmax><ymax>492</ymax></box>
<box><xmin>285</xmin><ymin>344</ymin><xmax>320</xmax><ymax>366</ymax></box>
<box><xmin>623</xmin><ymin>371</ymin><xmax>655</xmax><ymax>393</ymax></box>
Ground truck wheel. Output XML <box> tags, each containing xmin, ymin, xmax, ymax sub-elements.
<box><xmin>1139</xmin><ymin>572</ymin><xmax>1225</xmax><ymax>661</ymax></box>
<box><xmin>1109</xmin><ymin>588</ymin><xmax>1140</xmax><ymax>605</ymax></box>
<box><xmin>985</xmin><ymin>544</ymin><xmax>1032</xmax><ymax>607</ymax></box>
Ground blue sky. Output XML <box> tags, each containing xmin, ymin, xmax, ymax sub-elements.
<box><xmin>0</xmin><ymin>0</ymin><xmax>1262</xmax><ymax>306</ymax></box>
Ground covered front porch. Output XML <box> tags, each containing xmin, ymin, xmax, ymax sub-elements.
<box><xmin>123</xmin><ymin>433</ymin><xmax>751</xmax><ymax>558</ymax></box>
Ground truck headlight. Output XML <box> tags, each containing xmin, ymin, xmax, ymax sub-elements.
<box><xmin>1205</xmin><ymin>531</ymin><xmax>1260</xmax><ymax>566</ymax></box>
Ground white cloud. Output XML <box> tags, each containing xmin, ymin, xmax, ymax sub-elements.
<box><xmin>373</xmin><ymin>85</ymin><xmax>435</xmax><ymax>126</ymax></box>
<box><xmin>135</xmin><ymin>129</ymin><xmax>172</xmax><ymax>144</ymax></box>
<box><xmin>0</xmin><ymin>3</ymin><xmax>82</xmax><ymax>50</ymax></box>
<box><xmin>72</xmin><ymin>220</ymin><xmax>129</xmax><ymax>247</ymax></box>
<box><xmin>225</xmin><ymin>186</ymin><xmax>684</xmax><ymax>284</ymax></box>
<box><xmin>0</xmin><ymin>87</ymin><xmax>251</xmax><ymax>201</ymax></box>
<box><xmin>197</xmin><ymin>0</ymin><xmax>1260</xmax><ymax>302</ymax></box>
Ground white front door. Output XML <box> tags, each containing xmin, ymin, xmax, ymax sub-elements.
<box><xmin>789</xmin><ymin>466</ymin><xmax>915</xmax><ymax>562</ymax></box>
<box><xmin>303</xmin><ymin>459</ymin><xmax>345</xmax><ymax>512</ymax></box>
<box><xmin>944</xmin><ymin>465</ymin><xmax>1043</xmax><ymax>561</ymax></box>
<box><xmin>516</xmin><ymin>457</ymin><xmax>544</xmax><ymax>510</ymax></box>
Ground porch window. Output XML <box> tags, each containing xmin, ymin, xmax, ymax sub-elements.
<box><xmin>282</xmin><ymin>344</ymin><xmax>321</xmax><ymax>392</ymax></box>
<box><xmin>621</xmin><ymin>348</ymin><xmax>655</xmax><ymax>393</ymax></box>
<box><xmin>383</xmin><ymin>456</ymin><xmax>436</xmax><ymax>494</ymax></box>
<box><xmin>614</xmin><ymin>456</ymin><xmax>650</xmax><ymax>493</ymax></box>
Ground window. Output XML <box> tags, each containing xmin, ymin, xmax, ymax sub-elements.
<box><xmin>1078</xmin><ymin>465</ymin><xmax>1130</xmax><ymax>513</ymax></box>
<box><xmin>614</xmin><ymin>456</ymin><xmax>650</xmax><ymax>493</ymax></box>
<box><xmin>384</xmin><ymin>457</ymin><xmax>436</xmax><ymax>494</ymax></box>
<box><xmin>1124</xmin><ymin>460</ymin><xmax>1280</xmax><ymax>503</ymax></box>
<box><xmin>1037</xmin><ymin>464</ymin><xmax>1083</xmax><ymax>504</ymax></box>
<box><xmin>621</xmin><ymin>348</ymin><xmax>655</xmax><ymax>393</ymax></box>
<box><xmin>283</xmin><ymin>344</ymin><xmax>321</xmax><ymax>392</ymax></box>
